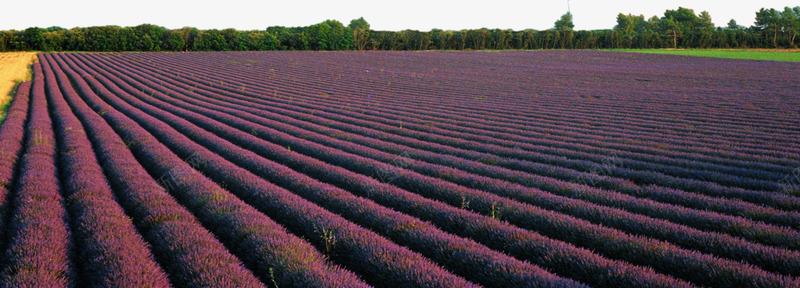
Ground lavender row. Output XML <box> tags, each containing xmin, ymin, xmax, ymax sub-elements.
<box><xmin>136</xmin><ymin>52</ymin><xmax>799</xmax><ymax>169</ymax></box>
<box><xmin>250</xmin><ymin>51</ymin><xmax>800</xmax><ymax>158</ymax></box>
<box><xmin>50</xmin><ymin>53</ymin><xmax>373</xmax><ymax>288</ymax></box>
<box><xmin>107</xmin><ymin>52</ymin><xmax>800</xmax><ymax>234</ymax></box>
<box><xmin>93</xmin><ymin>53</ymin><xmax>800</xmax><ymax>233</ymax></box>
<box><xmin>0</xmin><ymin>63</ymin><xmax>74</xmax><ymax>287</ymax></box>
<box><xmin>191</xmin><ymin>83</ymin><xmax>800</xmax><ymax>242</ymax></box>
<box><xmin>255</xmin><ymin>50</ymin><xmax>798</xmax><ymax>133</ymax></box>
<box><xmin>162</xmin><ymin>90</ymin><xmax>797</xmax><ymax>286</ymax></box>
<box><xmin>150</xmin><ymin>52</ymin><xmax>794</xmax><ymax>183</ymax></box>
<box><xmin>132</xmin><ymin>68</ymin><xmax>800</xmax><ymax>268</ymax></box>
<box><xmin>163</xmin><ymin>51</ymin><xmax>798</xmax><ymax>136</ymax></box>
<box><xmin>75</xmin><ymin>53</ymin><xmax>694</xmax><ymax>288</ymax></box>
<box><xmin>55</xmin><ymin>53</ymin><xmax>468</xmax><ymax>288</ymax></box>
<box><xmin>108</xmin><ymin>56</ymin><xmax>800</xmax><ymax>275</ymax></box>
<box><xmin>79</xmin><ymin>54</ymin><xmax>799</xmax><ymax>287</ymax></box>
<box><xmin>43</xmin><ymin>53</ymin><xmax>265</xmax><ymax>287</ymax></box>
<box><xmin>40</xmin><ymin>56</ymin><xmax>172</xmax><ymax>287</ymax></box>
<box><xmin>108</xmin><ymin>54</ymin><xmax>796</xmax><ymax>215</ymax></box>
<box><xmin>196</xmin><ymin>62</ymin><xmax>792</xmax><ymax>183</ymax></box>
<box><xmin>246</xmin><ymin>92</ymin><xmax>794</xmax><ymax>205</ymax></box>
<box><xmin>253</xmin><ymin>93</ymin><xmax>800</xmax><ymax>211</ymax></box>
<box><xmin>286</xmin><ymin>93</ymin><xmax>788</xmax><ymax>183</ymax></box>
<box><xmin>140</xmin><ymin>52</ymin><xmax>797</xmax><ymax>171</ymax></box>
<box><xmin>305</xmin><ymin>99</ymin><xmax>788</xmax><ymax>186</ymax></box>
<box><xmin>78</xmin><ymin>54</ymin><xmax>592</xmax><ymax>288</ymax></box>
<box><xmin>0</xmin><ymin>81</ymin><xmax>31</xmax><ymax>253</ymax></box>
<box><xmin>211</xmin><ymin>51</ymin><xmax>800</xmax><ymax>164</ymax></box>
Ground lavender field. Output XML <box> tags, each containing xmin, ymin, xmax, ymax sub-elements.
<box><xmin>0</xmin><ymin>50</ymin><xmax>798</xmax><ymax>288</ymax></box>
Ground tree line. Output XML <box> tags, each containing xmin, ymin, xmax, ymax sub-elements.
<box><xmin>1</xmin><ymin>6</ymin><xmax>798</xmax><ymax>52</ymax></box>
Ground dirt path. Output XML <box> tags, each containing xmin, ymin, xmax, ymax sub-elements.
<box><xmin>0</xmin><ymin>52</ymin><xmax>38</xmax><ymax>121</ymax></box>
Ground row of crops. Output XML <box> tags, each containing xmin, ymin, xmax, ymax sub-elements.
<box><xmin>0</xmin><ymin>50</ymin><xmax>797</xmax><ymax>287</ymax></box>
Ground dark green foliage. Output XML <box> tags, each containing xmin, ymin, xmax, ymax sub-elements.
<box><xmin>240</xmin><ymin>31</ymin><xmax>279</xmax><ymax>51</ymax></box>
<box><xmin>555</xmin><ymin>12</ymin><xmax>575</xmax><ymax>31</ymax></box>
<box><xmin>193</xmin><ymin>29</ymin><xmax>227</xmax><ymax>51</ymax></box>
<box><xmin>3</xmin><ymin>7</ymin><xmax>800</xmax><ymax>51</ymax></box>
<box><xmin>24</xmin><ymin>27</ymin><xmax>44</xmax><ymax>51</ymax></box>
<box><xmin>554</xmin><ymin>13</ymin><xmax>575</xmax><ymax>48</ymax></box>
<box><xmin>221</xmin><ymin>28</ymin><xmax>239</xmax><ymax>51</ymax></box>
<box><xmin>307</xmin><ymin>20</ymin><xmax>353</xmax><ymax>50</ymax></box>
<box><xmin>163</xmin><ymin>29</ymin><xmax>186</xmax><ymax>51</ymax></box>
<box><xmin>350</xmin><ymin>18</ymin><xmax>371</xmax><ymax>50</ymax></box>
<box><xmin>348</xmin><ymin>17</ymin><xmax>370</xmax><ymax>30</ymax></box>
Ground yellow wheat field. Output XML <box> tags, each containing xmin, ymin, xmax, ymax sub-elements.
<box><xmin>0</xmin><ymin>52</ymin><xmax>38</xmax><ymax>121</ymax></box>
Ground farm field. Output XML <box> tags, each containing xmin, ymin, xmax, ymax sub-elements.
<box><xmin>611</xmin><ymin>48</ymin><xmax>800</xmax><ymax>62</ymax></box>
<box><xmin>0</xmin><ymin>52</ymin><xmax>38</xmax><ymax>123</ymax></box>
<box><xmin>0</xmin><ymin>50</ymin><xmax>799</xmax><ymax>287</ymax></box>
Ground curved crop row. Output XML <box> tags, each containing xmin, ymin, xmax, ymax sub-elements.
<box><xmin>41</xmin><ymin>55</ymin><xmax>172</xmax><ymax>287</ymax></box>
<box><xmin>8</xmin><ymin>51</ymin><xmax>796</xmax><ymax>288</ymax></box>
<box><xmin>147</xmin><ymin>52</ymin><xmax>798</xmax><ymax>152</ymax></box>
<box><xmin>96</xmin><ymin>73</ymin><xmax>584</xmax><ymax>287</ymax></box>
<box><xmin>0</xmin><ymin>63</ymin><xmax>74</xmax><ymax>287</ymax></box>
<box><xmin>94</xmin><ymin>52</ymin><xmax>800</xmax><ymax>249</ymax></box>
<box><xmin>74</xmin><ymin>51</ymin><xmax>677</xmax><ymax>288</ymax></box>
<box><xmin>176</xmin><ymin>89</ymin><xmax>798</xmax><ymax>247</ymax></box>
<box><xmin>43</xmin><ymin>53</ymin><xmax>266</xmax><ymax>287</ymax></box>
<box><xmin>119</xmin><ymin>69</ymin><xmax>799</xmax><ymax>267</ymax></box>
<box><xmin>48</xmin><ymin>53</ymin><xmax>375</xmax><ymax>288</ymax></box>
<box><xmin>53</xmin><ymin>53</ymin><xmax>474</xmax><ymax>288</ymax></box>
<box><xmin>66</xmin><ymin>52</ymin><xmax>694</xmax><ymax>288</ymax></box>
<box><xmin>0</xmin><ymin>81</ymin><xmax>31</xmax><ymax>251</ymax></box>
<box><xmin>215</xmin><ymin>74</ymin><xmax>786</xmax><ymax>191</ymax></box>
<box><xmin>103</xmin><ymin>52</ymin><xmax>800</xmax><ymax>229</ymax></box>
<box><xmin>132</xmin><ymin>52</ymin><xmax>800</xmax><ymax>172</ymax></box>
<box><xmin>66</xmin><ymin>53</ymin><xmax>798</xmax><ymax>287</ymax></box>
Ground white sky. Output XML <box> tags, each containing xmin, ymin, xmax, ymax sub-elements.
<box><xmin>3</xmin><ymin>1</ymin><xmax>797</xmax><ymax>31</ymax></box>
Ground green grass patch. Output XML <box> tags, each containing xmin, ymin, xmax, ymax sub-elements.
<box><xmin>0</xmin><ymin>80</ymin><xmax>23</xmax><ymax>125</ymax></box>
<box><xmin>609</xmin><ymin>49</ymin><xmax>800</xmax><ymax>62</ymax></box>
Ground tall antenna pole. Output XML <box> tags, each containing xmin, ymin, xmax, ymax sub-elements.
<box><xmin>567</xmin><ymin>0</ymin><xmax>571</xmax><ymax>13</ymax></box>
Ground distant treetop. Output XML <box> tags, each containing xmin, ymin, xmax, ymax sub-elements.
<box><xmin>1</xmin><ymin>6</ymin><xmax>799</xmax><ymax>52</ymax></box>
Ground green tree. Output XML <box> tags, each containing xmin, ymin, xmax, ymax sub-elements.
<box><xmin>307</xmin><ymin>21</ymin><xmax>332</xmax><ymax>50</ymax></box>
<box><xmin>129</xmin><ymin>24</ymin><xmax>166</xmax><ymax>51</ymax></box>
<box><xmin>118</xmin><ymin>27</ymin><xmax>136</xmax><ymax>51</ymax></box>
<box><xmin>756</xmin><ymin>8</ymin><xmax>780</xmax><ymax>47</ymax></box>
<box><xmin>307</xmin><ymin>20</ymin><xmax>352</xmax><ymax>50</ymax></box>
<box><xmin>659</xmin><ymin>17</ymin><xmax>681</xmax><ymax>48</ymax></box>
<box><xmin>726</xmin><ymin>19</ymin><xmax>743</xmax><ymax>30</ymax></box>
<box><xmin>349</xmin><ymin>17</ymin><xmax>370</xmax><ymax>51</ymax></box>
<box><xmin>1</xmin><ymin>31</ymin><xmax>13</xmax><ymax>51</ymax></box>
<box><xmin>24</xmin><ymin>27</ymin><xmax>44</xmax><ymax>51</ymax></box>
<box><xmin>64</xmin><ymin>28</ymin><xmax>87</xmax><ymax>51</ymax></box>
<box><xmin>697</xmin><ymin>11</ymin><xmax>715</xmax><ymax>47</ymax></box>
<box><xmin>288</xmin><ymin>31</ymin><xmax>309</xmax><ymax>50</ymax></box>
<box><xmin>488</xmin><ymin>29</ymin><xmax>513</xmax><ymax>49</ymax></box>
<box><xmin>348</xmin><ymin>17</ymin><xmax>369</xmax><ymax>30</ymax></box>
<box><xmin>41</xmin><ymin>30</ymin><xmax>66</xmax><ymax>51</ymax></box>
<box><xmin>163</xmin><ymin>29</ymin><xmax>187</xmax><ymax>51</ymax></box>
<box><xmin>193</xmin><ymin>29</ymin><xmax>226</xmax><ymax>51</ymax></box>
<box><xmin>221</xmin><ymin>28</ymin><xmax>240</xmax><ymax>51</ymax></box>
<box><xmin>240</xmin><ymin>30</ymin><xmax>278</xmax><ymax>50</ymax></box>
<box><xmin>656</xmin><ymin>7</ymin><xmax>712</xmax><ymax>48</ymax></box>
<box><xmin>268</xmin><ymin>26</ymin><xmax>310</xmax><ymax>50</ymax></box>
<box><xmin>662</xmin><ymin>7</ymin><xmax>701</xmax><ymax>48</ymax></box>
<box><xmin>782</xmin><ymin>7</ymin><xmax>800</xmax><ymax>47</ymax></box>
<box><xmin>329</xmin><ymin>20</ymin><xmax>353</xmax><ymax>50</ymax></box>
<box><xmin>555</xmin><ymin>12</ymin><xmax>575</xmax><ymax>31</ymax></box>
<box><xmin>554</xmin><ymin>12</ymin><xmax>575</xmax><ymax>48</ymax></box>
<box><xmin>85</xmin><ymin>26</ymin><xmax>120</xmax><ymax>51</ymax></box>
<box><xmin>466</xmin><ymin>28</ymin><xmax>489</xmax><ymax>50</ymax></box>
<box><xmin>614</xmin><ymin>13</ymin><xmax>649</xmax><ymax>48</ymax></box>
